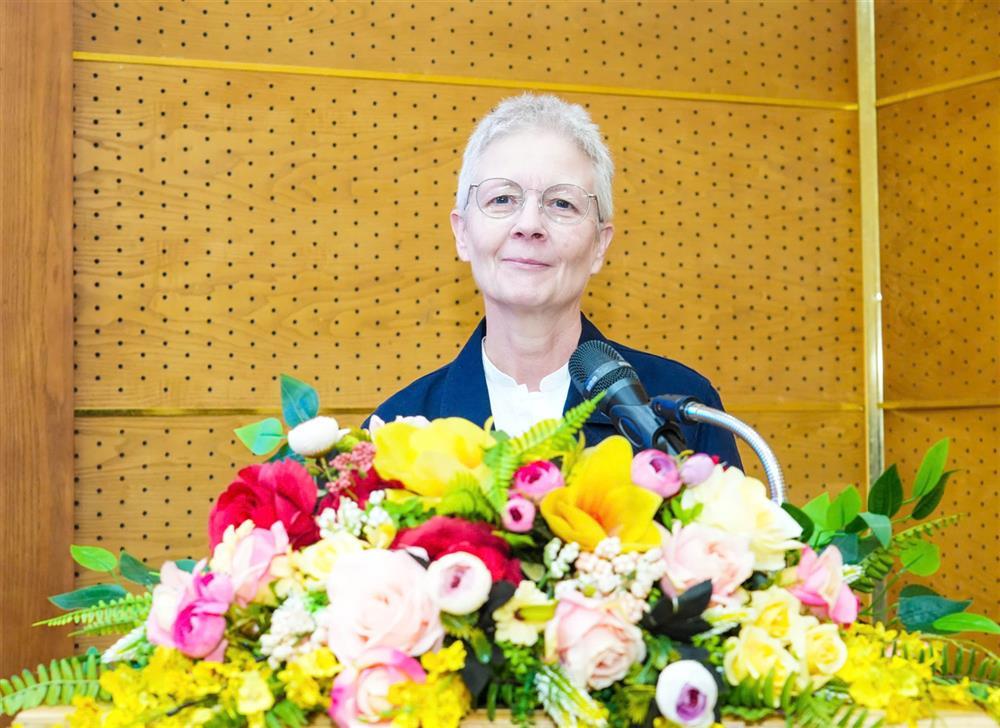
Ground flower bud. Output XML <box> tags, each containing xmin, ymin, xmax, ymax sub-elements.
<box><xmin>287</xmin><ymin>416</ymin><xmax>350</xmax><ymax>458</ymax></box>
<box><xmin>679</xmin><ymin>453</ymin><xmax>716</xmax><ymax>486</ymax></box>
<box><xmin>512</xmin><ymin>460</ymin><xmax>565</xmax><ymax>502</ymax></box>
<box><xmin>655</xmin><ymin>660</ymin><xmax>718</xmax><ymax>728</ymax></box>
<box><xmin>502</xmin><ymin>497</ymin><xmax>537</xmax><ymax>533</ymax></box>
<box><xmin>631</xmin><ymin>449</ymin><xmax>683</xmax><ymax>498</ymax></box>
<box><xmin>426</xmin><ymin>551</ymin><xmax>493</xmax><ymax>615</ymax></box>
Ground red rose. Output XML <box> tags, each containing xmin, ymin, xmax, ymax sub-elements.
<box><xmin>209</xmin><ymin>459</ymin><xmax>319</xmax><ymax>549</ymax></box>
<box><xmin>392</xmin><ymin>516</ymin><xmax>522</xmax><ymax>583</ymax></box>
<box><xmin>317</xmin><ymin>468</ymin><xmax>404</xmax><ymax>513</ymax></box>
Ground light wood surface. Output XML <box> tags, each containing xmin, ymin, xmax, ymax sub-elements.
<box><xmin>14</xmin><ymin>705</ymin><xmax>997</xmax><ymax>728</ymax></box>
<box><xmin>0</xmin><ymin>0</ymin><xmax>76</xmax><ymax>712</ymax></box>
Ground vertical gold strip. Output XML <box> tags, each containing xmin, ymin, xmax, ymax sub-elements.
<box><xmin>856</xmin><ymin>0</ymin><xmax>886</xmax><ymax>487</ymax></box>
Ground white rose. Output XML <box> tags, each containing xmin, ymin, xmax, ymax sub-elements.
<box><xmin>681</xmin><ymin>465</ymin><xmax>802</xmax><ymax>571</ymax></box>
<box><xmin>287</xmin><ymin>416</ymin><xmax>350</xmax><ymax>457</ymax></box>
<box><xmin>426</xmin><ymin>551</ymin><xmax>493</xmax><ymax>615</ymax></box>
<box><xmin>656</xmin><ymin>660</ymin><xmax>719</xmax><ymax>728</ymax></box>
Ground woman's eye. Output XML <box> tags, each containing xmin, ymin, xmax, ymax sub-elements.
<box><xmin>490</xmin><ymin>194</ymin><xmax>518</xmax><ymax>206</ymax></box>
<box><xmin>550</xmin><ymin>198</ymin><xmax>576</xmax><ymax>211</ymax></box>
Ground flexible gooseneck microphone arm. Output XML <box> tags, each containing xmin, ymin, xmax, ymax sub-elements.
<box><xmin>651</xmin><ymin>395</ymin><xmax>786</xmax><ymax>505</ymax></box>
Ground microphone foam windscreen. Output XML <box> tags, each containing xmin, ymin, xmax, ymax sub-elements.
<box><xmin>569</xmin><ymin>340</ymin><xmax>639</xmax><ymax>397</ymax></box>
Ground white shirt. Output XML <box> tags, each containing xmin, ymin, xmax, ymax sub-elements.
<box><xmin>482</xmin><ymin>339</ymin><xmax>571</xmax><ymax>437</ymax></box>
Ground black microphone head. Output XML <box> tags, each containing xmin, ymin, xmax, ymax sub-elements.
<box><xmin>569</xmin><ymin>340</ymin><xmax>640</xmax><ymax>398</ymax></box>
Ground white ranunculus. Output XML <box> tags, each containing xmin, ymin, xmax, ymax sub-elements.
<box><xmin>287</xmin><ymin>416</ymin><xmax>350</xmax><ymax>458</ymax></box>
<box><xmin>656</xmin><ymin>660</ymin><xmax>719</xmax><ymax>728</ymax></box>
<box><xmin>681</xmin><ymin>465</ymin><xmax>803</xmax><ymax>571</ymax></box>
<box><xmin>426</xmin><ymin>551</ymin><xmax>493</xmax><ymax>615</ymax></box>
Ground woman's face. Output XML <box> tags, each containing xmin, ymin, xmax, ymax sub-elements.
<box><xmin>450</xmin><ymin>129</ymin><xmax>614</xmax><ymax>316</ymax></box>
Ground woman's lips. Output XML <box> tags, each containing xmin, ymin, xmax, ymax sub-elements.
<box><xmin>503</xmin><ymin>257</ymin><xmax>550</xmax><ymax>268</ymax></box>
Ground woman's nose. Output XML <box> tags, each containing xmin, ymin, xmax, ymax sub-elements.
<box><xmin>510</xmin><ymin>190</ymin><xmax>547</xmax><ymax>239</ymax></box>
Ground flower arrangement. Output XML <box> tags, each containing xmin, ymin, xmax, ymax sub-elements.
<box><xmin>3</xmin><ymin>374</ymin><xmax>999</xmax><ymax>728</ymax></box>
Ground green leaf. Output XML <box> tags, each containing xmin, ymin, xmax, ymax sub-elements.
<box><xmin>234</xmin><ymin>417</ymin><xmax>285</xmax><ymax>456</ymax></box>
<box><xmin>857</xmin><ymin>512</ymin><xmax>892</xmax><ymax>547</ymax></box>
<box><xmin>912</xmin><ymin>438</ymin><xmax>949</xmax><ymax>498</ymax></box>
<box><xmin>280</xmin><ymin>374</ymin><xmax>320</xmax><ymax>428</ymax></box>
<box><xmin>801</xmin><ymin>493</ymin><xmax>831</xmax><ymax>530</ymax></box>
<box><xmin>900</xmin><ymin>540</ymin><xmax>941</xmax><ymax>576</ymax></box>
<box><xmin>933</xmin><ymin>612</ymin><xmax>1000</xmax><ymax>635</ymax></box>
<box><xmin>828</xmin><ymin>533</ymin><xmax>860</xmax><ymax>564</ymax></box>
<box><xmin>173</xmin><ymin>559</ymin><xmax>198</xmax><ymax>573</ymax></box>
<box><xmin>119</xmin><ymin>551</ymin><xmax>158</xmax><ymax>586</ymax></box>
<box><xmin>868</xmin><ymin>464</ymin><xmax>903</xmax><ymax>517</ymax></box>
<box><xmin>829</xmin><ymin>486</ymin><xmax>862</xmax><ymax>530</ymax></box>
<box><xmin>48</xmin><ymin>584</ymin><xmax>129</xmax><ymax>610</ymax></box>
<box><xmin>267</xmin><ymin>442</ymin><xmax>304</xmax><ymax>464</ymax></box>
<box><xmin>898</xmin><ymin>594</ymin><xmax>970</xmax><ymax>632</ymax></box>
<box><xmin>780</xmin><ymin>502</ymin><xmax>814</xmax><ymax>543</ymax></box>
<box><xmin>900</xmin><ymin>584</ymin><xmax>939</xmax><ymax>599</ymax></box>
<box><xmin>912</xmin><ymin>470</ymin><xmax>955</xmax><ymax>519</ymax></box>
<box><xmin>70</xmin><ymin>545</ymin><xmax>117</xmax><ymax>573</ymax></box>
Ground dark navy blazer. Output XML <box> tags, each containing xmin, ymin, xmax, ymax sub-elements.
<box><xmin>366</xmin><ymin>316</ymin><xmax>742</xmax><ymax>468</ymax></box>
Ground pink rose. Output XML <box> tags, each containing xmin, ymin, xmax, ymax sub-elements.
<box><xmin>544</xmin><ymin>590</ymin><xmax>646</xmax><ymax>690</ymax></box>
<box><xmin>660</xmin><ymin>522</ymin><xmax>755</xmax><ymax>606</ymax></box>
<box><xmin>679</xmin><ymin>454</ymin><xmax>716</xmax><ymax>486</ymax></box>
<box><xmin>512</xmin><ymin>461</ymin><xmax>565</xmax><ymax>502</ymax></box>
<box><xmin>329</xmin><ymin>647</ymin><xmax>426</xmax><ymax>728</ymax></box>
<box><xmin>324</xmin><ymin>549</ymin><xmax>444</xmax><ymax>662</ymax></box>
<box><xmin>212</xmin><ymin>521</ymin><xmax>289</xmax><ymax>607</ymax></box>
<box><xmin>632</xmin><ymin>450</ymin><xmax>683</xmax><ymax>498</ymax></box>
<box><xmin>788</xmin><ymin>546</ymin><xmax>859</xmax><ymax>625</ymax></box>
<box><xmin>501</xmin><ymin>497</ymin><xmax>536</xmax><ymax>533</ymax></box>
<box><xmin>147</xmin><ymin>561</ymin><xmax>233</xmax><ymax>661</ymax></box>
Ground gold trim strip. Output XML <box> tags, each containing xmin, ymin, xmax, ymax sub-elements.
<box><xmin>881</xmin><ymin>399</ymin><xmax>1000</xmax><ymax>412</ymax></box>
<box><xmin>877</xmin><ymin>69</ymin><xmax>1000</xmax><ymax>108</ymax></box>
<box><xmin>72</xmin><ymin>51</ymin><xmax>858</xmax><ymax>112</ymax></box>
<box><xmin>856</xmin><ymin>0</ymin><xmax>886</xmax><ymax>487</ymax></box>
<box><xmin>73</xmin><ymin>402</ymin><xmax>864</xmax><ymax>418</ymax></box>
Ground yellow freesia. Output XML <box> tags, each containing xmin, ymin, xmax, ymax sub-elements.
<box><xmin>373</xmin><ymin>418</ymin><xmax>495</xmax><ymax>497</ymax></box>
<box><xmin>540</xmin><ymin>436</ymin><xmax>662</xmax><ymax>552</ymax></box>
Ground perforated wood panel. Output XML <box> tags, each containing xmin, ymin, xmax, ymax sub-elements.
<box><xmin>72</xmin><ymin>66</ymin><xmax>862</xmax><ymax>409</ymax></box>
<box><xmin>876</xmin><ymin>0</ymin><xmax>1000</xmax><ymax>98</ymax></box>
<box><xmin>879</xmin><ymin>83</ymin><xmax>999</xmax><ymax>402</ymax></box>
<box><xmin>74</xmin><ymin>0</ymin><xmax>857</xmax><ymax>102</ymax></box>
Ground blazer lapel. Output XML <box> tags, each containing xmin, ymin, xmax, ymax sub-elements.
<box><xmin>439</xmin><ymin>318</ymin><xmax>493</xmax><ymax>428</ymax></box>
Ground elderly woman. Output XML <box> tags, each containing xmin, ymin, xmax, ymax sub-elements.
<box><xmin>369</xmin><ymin>94</ymin><xmax>741</xmax><ymax>466</ymax></box>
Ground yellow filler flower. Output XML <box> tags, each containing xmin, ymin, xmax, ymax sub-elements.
<box><xmin>540</xmin><ymin>436</ymin><xmax>662</xmax><ymax>552</ymax></box>
<box><xmin>373</xmin><ymin>418</ymin><xmax>495</xmax><ymax>498</ymax></box>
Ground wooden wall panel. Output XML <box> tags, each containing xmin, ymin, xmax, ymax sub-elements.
<box><xmin>876</xmin><ymin>0</ymin><xmax>1000</xmax><ymax>97</ymax></box>
<box><xmin>0</xmin><ymin>0</ymin><xmax>75</xmax><ymax>694</ymax></box>
<box><xmin>72</xmin><ymin>64</ymin><xmax>862</xmax><ymax>410</ymax></box>
<box><xmin>74</xmin><ymin>0</ymin><xmax>857</xmax><ymax>102</ymax></box>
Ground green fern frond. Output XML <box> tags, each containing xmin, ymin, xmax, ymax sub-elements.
<box><xmin>34</xmin><ymin>591</ymin><xmax>153</xmax><ymax>636</ymax></box>
<box><xmin>854</xmin><ymin>514</ymin><xmax>961</xmax><ymax>592</ymax></box>
<box><xmin>932</xmin><ymin>640</ymin><xmax>1000</xmax><ymax>686</ymax></box>
<box><xmin>0</xmin><ymin>651</ymin><xmax>104</xmax><ymax>716</ymax></box>
<box><xmin>723</xmin><ymin>672</ymin><xmax>884</xmax><ymax>728</ymax></box>
<box><xmin>437</xmin><ymin>472</ymin><xmax>497</xmax><ymax>519</ymax></box>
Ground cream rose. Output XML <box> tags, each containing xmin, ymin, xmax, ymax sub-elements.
<box><xmin>660</xmin><ymin>522</ymin><xmax>755</xmax><ymax>606</ymax></box>
<box><xmin>745</xmin><ymin>587</ymin><xmax>816</xmax><ymax>652</ymax></box>
<box><xmin>323</xmin><ymin>549</ymin><xmax>444</xmax><ymax>662</ymax></box>
<box><xmin>544</xmin><ymin>590</ymin><xmax>646</xmax><ymax>690</ymax></box>
<box><xmin>723</xmin><ymin>626</ymin><xmax>798</xmax><ymax>705</ymax></box>
<box><xmin>803</xmin><ymin>623</ymin><xmax>847</xmax><ymax>685</ymax></box>
<box><xmin>681</xmin><ymin>465</ymin><xmax>802</xmax><ymax>571</ymax></box>
<box><xmin>293</xmin><ymin>531</ymin><xmax>366</xmax><ymax>587</ymax></box>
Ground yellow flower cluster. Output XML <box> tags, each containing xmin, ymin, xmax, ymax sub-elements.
<box><xmin>277</xmin><ymin>648</ymin><xmax>341</xmax><ymax>711</ymax></box>
<box><xmin>388</xmin><ymin>642</ymin><xmax>471</xmax><ymax>728</ymax></box>
<box><xmin>67</xmin><ymin>646</ymin><xmax>277</xmax><ymax>727</ymax></box>
<box><xmin>722</xmin><ymin>587</ymin><xmax>847</xmax><ymax>705</ymax></box>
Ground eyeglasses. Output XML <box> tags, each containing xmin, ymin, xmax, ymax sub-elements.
<box><xmin>467</xmin><ymin>178</ymin><xmax>602</xmax><ymax>225</ymax></box>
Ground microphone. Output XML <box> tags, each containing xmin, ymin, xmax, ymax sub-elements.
<box><xmin>568</xmin><ymin>340</ymin><xmax>688</xmax><ymax>455</ymax></box>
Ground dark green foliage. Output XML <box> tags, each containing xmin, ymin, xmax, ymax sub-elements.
<box><xmin>853</xmin><ymin>514</ymin><xmax>961</xmax><ymax>593</ymax></box>
<box><xmin>0</xmin><ymin>651</ymin><xmax>105</xmax><ymax>716</ymax></box>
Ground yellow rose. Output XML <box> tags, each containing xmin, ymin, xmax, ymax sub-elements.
<box><xmin>293</xmin><ymin>532</ymin><xmax>366</xmax><ymax>585</ymax></box>
<box><xmin>373</xmin><ymin>418</ymin><xmax>495</xmax><ymax>497</ymax></box>
<box><xmin>803</xmin><ymin>623</ymin><xmax>847</xmax><ymax>684</ymax></box>
<box><xmin>723</xmin><ymin>626</ymin><xmax>799</xmax><ymax>705</ymax></box>
<box><xmin>236</xmin><ymin>670</ymin><xmax>274</xmax><ymax>715</ymax></box>
<box><xmin>746</xmin><ymin>587</ymin><xmax>815</xmax><ymax>648</ymax></box>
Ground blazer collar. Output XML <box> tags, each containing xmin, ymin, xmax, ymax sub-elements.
<box><xmin>439</xmin><ymin>314</ymin><xmax>613</xmax><ymax>429</ymax></box>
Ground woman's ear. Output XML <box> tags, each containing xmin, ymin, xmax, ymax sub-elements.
<box><xmin>451</xmin><ymin>210</ymin><xmax>471</xmax><ymax>262</ymax></box>
<box><xmin>590</xmin><ymin>222</ymin><xmax>614</xmax><ymax>274</ymax></box>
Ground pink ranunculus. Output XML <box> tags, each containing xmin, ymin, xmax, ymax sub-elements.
<box><xmin>329</xmin><ymin>647</ymin><xmax>426</xmax><ymax>728</ymax></box>
<box><xmin>660</xmin><ymin>522</ymin><xmax>755</xmax><ymax>606</ymax></box>
<box><xmin>146</xmin><ymin>561</ymin><xmax>234</xmax><ymax>661</ymax></box>
<box><xmin>788</xmin><ymin>546</ymin><xmax>859</xmax><ymax>626</ymax></box>
<box><xmin>512</xmin><ymin>461</ymin><xmax>565</xmax><ymax>502</ymax></box>
<box><xmin>544</xmin><ymin>590</ymin><xmax>646</xmax><ymax>690</ymax></box>
<box><xmin>501</xmin><ymin>497</ymin><xmax>536</xmax><ymax>533</ymax></box>
<box><xmin>631</xmin><ymin>450</ymin><xmax>683</xmax><ymax>498</ymax></box>
<box><xmin>323</xmin><ymin>549</ymin><xmax>444</xmax><ymax>663</ymax></box>
<box><xmin>426</xmin><ymin>551</ymin><xmax>493</xmax><ymax>615</ymax></box>
<box><xmin>679</xmin><ymin>454</ymin><xmax>716</xmax><ymax>486</ymax></box>
<box><xmin>214</xmin><ymin>521</ymin><xmax>289</xmax><ymax>607</ymax></box>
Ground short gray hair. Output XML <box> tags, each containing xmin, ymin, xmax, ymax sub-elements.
<box><xmin>455</xmin><ymin>94</ymin><xmax>615</xmax><ymax>221</ymax></box>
